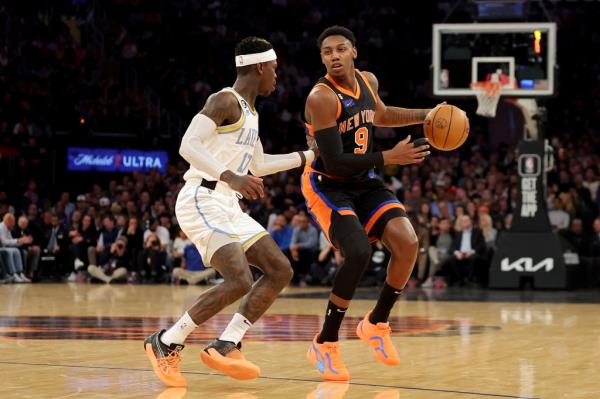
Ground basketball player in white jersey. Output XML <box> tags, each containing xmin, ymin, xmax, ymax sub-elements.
<box><xmin>144</xmin><ymin>37</ymin><xmax>316</xmax><ymax>387</ymax></box>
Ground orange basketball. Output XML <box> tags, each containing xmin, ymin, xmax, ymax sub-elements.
<box><xmin>423</xmin><ymin>104</ymin><xmax>469</xmax><ymax>151</ymax></box>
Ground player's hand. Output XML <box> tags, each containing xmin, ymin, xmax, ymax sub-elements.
<box><xmin>383</xmin><ymin>135</ymin><xmax>430</xmax><ymax>165</ymax></box>
<box><xmin>221</xmin><ymin>171</ymin><xmax>264</xmax><ymax>200</ymax></box>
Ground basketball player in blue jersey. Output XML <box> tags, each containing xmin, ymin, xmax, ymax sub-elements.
<box><xmin>303</xmin><ymin>26</ymin><xmax>435</xmax><ymax>381</ymax></box>
<box><xmin>144</xmin><ymin>37</ymin><xmax>316</xmax><ymax>387</ymax></box>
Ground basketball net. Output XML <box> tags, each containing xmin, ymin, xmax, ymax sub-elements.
<box><xmin>471</xmin><ymin>70</ymin><xmax>510</xmax><ymax>118</ymax></box>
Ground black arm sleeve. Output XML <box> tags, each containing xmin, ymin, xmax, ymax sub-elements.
<box><xmin>314</xmin><ymin>126</ymin><xmax>384</xmax><ymax>177</ymax></box>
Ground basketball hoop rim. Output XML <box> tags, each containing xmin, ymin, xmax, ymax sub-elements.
<box><xmin>471</xmin><ymin>81</ymin><xmax>507</xmax><ymax>96</ymax></box>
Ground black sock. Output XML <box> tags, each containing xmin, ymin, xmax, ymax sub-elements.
<box><xmin>317</xmin><ymin>300</ymin><xmax>347</xmax><ymax>343</ymax></box>
<box><xmin>370</xmin><ymin>282</ymin><xmax>402</xmax><ymax>324</ymax></box>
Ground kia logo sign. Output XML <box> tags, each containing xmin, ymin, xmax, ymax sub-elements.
<box><xmin>500</xmin><ymin>257</ymin><xmax>554</xmax><ymax>272</ymax></box>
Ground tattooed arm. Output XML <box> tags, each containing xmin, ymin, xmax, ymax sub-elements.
<box><xmin>362</xmin><ymin>71</ymin><xmax>431</xmax><ymax>128</ymax></box>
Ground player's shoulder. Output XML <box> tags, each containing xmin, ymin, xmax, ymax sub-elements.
<box><xmin>204</xmin><ymin>90</ymin><xmax>238</xmax><ymax>111</ymax></box>
<box><xmin>359</xmin><ymin>70</ymin><xmax>379</xmax><ymax>90</ymax></box>
<box><xmin>306</xmin><ymin>83</ymin><xmax>338</xmax><ymax>109</ymax></box>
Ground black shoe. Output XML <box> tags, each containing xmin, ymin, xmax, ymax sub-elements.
<box><xmin>200</xmin><ymin>339</ymin><xmax>260</xmax><ymax>380</ymax></box>
<box><xmin>203</xmin><ymin>338</ymin><xmax>240</xmax><ymax>356</ymax></box>
<box><xmin>144</xmin><ymin>330</ymin><xmax>186</xmax><ymax>387</ymax></box>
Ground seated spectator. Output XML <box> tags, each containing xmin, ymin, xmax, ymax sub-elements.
<box><xmin>41</xmin><ymin>213</ymin><xmax>69</xmax><ymax>278</ymax></box>
<box><xmin>0</xmin><ymin>254</ymin><xmax>8</xmax><ymax>282</ymax></box>
<box><xmin>289</xmin><ymin>213</ymin><xmax>318</xmax><ymax>284</ymax></box>
<box><xmin>125</xmin><ymin>216</ymin><xmax>143</xmax><ymax>256</ymax></box>
<box><xmin>548</xmin><ymin>197</ymin><xmax>570</xmax><ymax>232</ymax></box>
<box><xmin>115</xmin><ymin>214</ymin><xmax>128</xmax><ymax>237</ymax></box>
<box><xmin>0</xmin><ymin>213</ymin><xmax>31</xmax><ymax>282</ymax></box>
<box><xmin>309</xmin><ymin>232</ymin><xmax>343</xmax><ymax>286</ymax></box>
<box><xmin>143</xmin><ymin>217</ymin><xmax>170</xmax><ymax>251</ymax></box>
<box><xmin>479</xmin><ymin>212</ymin><xmax>497</xmax><ymax>271</ymax></box>
<box><xmin>269</xmin><ymin>214</ymin><xmax>293</xmax><ymax>255</ymax></box>
<box><xmin>138</xmin><ymin>232</ymin><xmax>167</xmax><ymax>283</ymax></box>
<box><xmin>172</xmin><ymin>228</ymin><xmax>191</xmax><ymax>269</ymax></box>
<box><xmin>424</xmin><ymin>218</ymin><xmax>454</xmax><ymax>288</ymax></box>
<box><xmin>360</xmin><ymin>240</ymin><xmax>389</xmax><ymax>287</ymax></box>
<box><xmin>26</xmin><ymin>203</ymin><xmax>43</xmax><ymax>243</ymax></box>
<box><xmin>67</xmin><ymin>214</ymin><xmax>98</xmax><ymax>281</ymax></box>
<box><xmin>411</xmin><ymin>214</ymin><xmax>431</xmax><ymax>286</ymax></box>
<box><xmin>479</xmin><ymin>213</ymin><xmax>498</xmax><ymax>251</ymax></box>
<box><xmin>589</xmin><ymin>217</ymin><xmax>600</xmax><ymax>257</ymax></box>
<box><xmin>88</xmin><ymin>215</ymin><xmax>118</xmax><ymax>268</ymax></box>
<box><xmin>88</xmin><ymin>236</ymin><xmax>129</xmax><ymax>284</ymax></box>
<box><xmin>447</xmin><ymin>215</ymin><xmax>486</xmax><ymax>286</ymax></box>
<box><xmin>11</xmin><ymin>215</ymin><xmax>41</xmax><ymax>279</ymax></box>
<box><xmin>559</xmin><ymin>218</ymin><xmax>588</xmax><ymax>256</ymax></box>
<box><xmin>172</xmin><ymin>243</ymin><xmax>216</xmax><ymax>285</ymax></box>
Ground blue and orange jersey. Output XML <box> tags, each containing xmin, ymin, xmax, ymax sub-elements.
<box><xmin>305</xmin><ymin>69</ymin><xmax>377</xmax><ymax>181</ymax></box>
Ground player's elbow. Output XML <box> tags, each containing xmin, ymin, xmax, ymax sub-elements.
<box><xmin>249</xmin><ymin>166</ymin><xmax>266</xmax><ymax>178</ymax></box>
<box><xmin>178</xmin><ymin>136</ymin><xmax>192</xmax><ymax>162</ymax></box>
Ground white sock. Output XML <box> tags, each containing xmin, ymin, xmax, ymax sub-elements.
<box><xmin>219</xmin><ymin>313</ymin><xmax>252</xmax><ymax>345</ymax></box>
<box><xmin>161</xmin><ymin>312</ymin><xmax>198</xmax><ymax>346</ymax></box>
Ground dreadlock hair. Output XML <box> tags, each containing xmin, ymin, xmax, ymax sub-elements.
<box><xmin>234</xmin><ymin>37</ymin><xmax>274</xmax><ymax>75</ymax></box>
<box><xmin>317</xmin><ymin>25</ymin><xmax>356</xmax><ymax>48</ymax></box>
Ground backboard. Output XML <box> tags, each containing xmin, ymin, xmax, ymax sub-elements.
<box><xmin>432</xmin><ymin>22</ymin><xmax>556</xmax><ymax>97</ymax></box>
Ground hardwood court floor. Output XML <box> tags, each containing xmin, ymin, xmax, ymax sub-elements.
<box><xmin>1</xmin><ymin>283</ymin><xmax>599</xmax><ymax>399</ymax></box>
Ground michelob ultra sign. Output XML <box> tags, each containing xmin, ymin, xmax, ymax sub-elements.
<box><xmin>67</xmin><ymin>147</ymin><xmax>168</xmax><ymax>173</ymax></box>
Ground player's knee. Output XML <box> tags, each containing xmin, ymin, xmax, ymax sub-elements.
<box><xmin>230</xmin><ymin>273</ymin><xmax>253</xmax><ymax>296</ymax></box>
<box><xmin>402</xmin><ymin>232</ymin><xmax>419</xmax><ymax>256</ymax></box>
<box><xmin>269</xmin><ymin>254</ymin><xmax>293</xmax><ymax>287</ymax></box>
<box><xmin>344</xmin><ymin>236</ymin><xmax>372</xmax><ymax>268</ymax></box>
<box><xmin>277</xmin><ymin>257</ymin><xmax>294</xmax><ymax>285</ymax></box>
<box><xmin>387</xmin><ymin>223</ymin><xmax>419</xmax><ymax>255</ymax></box>
<box><xmin>259</xmin><ymin>251</ymin><xmax>293</xmax><ymax>285</ymax></box>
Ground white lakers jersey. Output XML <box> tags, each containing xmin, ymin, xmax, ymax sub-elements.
<box><xmin>183</xmin><ymin>88</ymin><xmax>259</xmax><ymax>187</ymax></box>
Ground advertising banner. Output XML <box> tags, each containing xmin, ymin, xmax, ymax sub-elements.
<box><xmin>67</xmin><ymin>148</ymin><xmax>168</xmax><ymax>173</ymax></box>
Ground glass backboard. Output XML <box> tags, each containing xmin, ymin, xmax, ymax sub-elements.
<box><xmin>432</xmin><ymin>23</ymin><xmax>556</xmax><ymax>97</ymax></box>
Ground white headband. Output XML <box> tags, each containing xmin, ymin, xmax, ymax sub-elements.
<box><xmin>235</xmin><ymin>49</ymin><xmax>277</xmax><ymax>67</ymax></box>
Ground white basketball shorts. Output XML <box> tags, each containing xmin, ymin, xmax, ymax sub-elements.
<box><xmin>175</xmin><ymin>182</ymin><xmax>268</xmax><ymax>265</ymax></box>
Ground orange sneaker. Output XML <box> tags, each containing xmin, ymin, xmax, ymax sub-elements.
<box><xmin>306</xmin><ymin>334</ymin><xmax>350</xmax><ymax>381</ymax></box>
<box><xmin>373</xmin><ymin>389</ymin><xmax>400</xmax><ymax>399</ymax></box>
<box><xmin>144</xmin><ymin>330</ymin><xmax>187</xmax><ymax>387</ymax></box>
<box><xmin>356</xmin><ymin>311</ymin><xmax>400</xmax><ymax>366</ymax></box>
<box><xmin>200</xmin><ymin>339</ymin><xmax>260</xmax><ymax>380</ymax></box>
<box><xmin>155</xmin><ymin>387</ymin><xmax>187</xmax><ymax>399</ymax></box>
<box><xmin>306</xmin><ymin>382</ymin><xmax>350</xmax><ymax>399</ymax></box>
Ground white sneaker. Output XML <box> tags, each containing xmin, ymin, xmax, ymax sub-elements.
<box><xmin>74</xmin><ymin>258</ymin><xmax>85</xmax><ymax>271</ymax></box>
<box><xmin>19</xmin><ymin>273</ymin><xmax>31</xmax><ymax>283</ymax></box>
<box><xmin>67</xmin><ymin>272</ymin><xmax>77</xmax><ymax>282</ymax></box>
<box><xmin>421</xmin><ymin>278</ymin><xmax>433</xmax><ymax>288</ymax></box>
<box><xmin>13</xmin><ymin>274</ymin><xmax>25</xmax><ymax>283</ymax></box>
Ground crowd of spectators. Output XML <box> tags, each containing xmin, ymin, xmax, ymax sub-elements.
<box><xmin>1</xmin><ymin>121</ymin><xmax>599</xmax><ymax>287</ymax></box>
<box><xmin>1</xmin><ymin>2</ymin><xmax>600</xmax><ymax>287</ymax></box>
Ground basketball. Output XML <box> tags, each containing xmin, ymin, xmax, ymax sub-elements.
<box><xmin>423</xmin><ymin>104</ymin><xmax>470</xmax><ymax>151</ymax></box>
